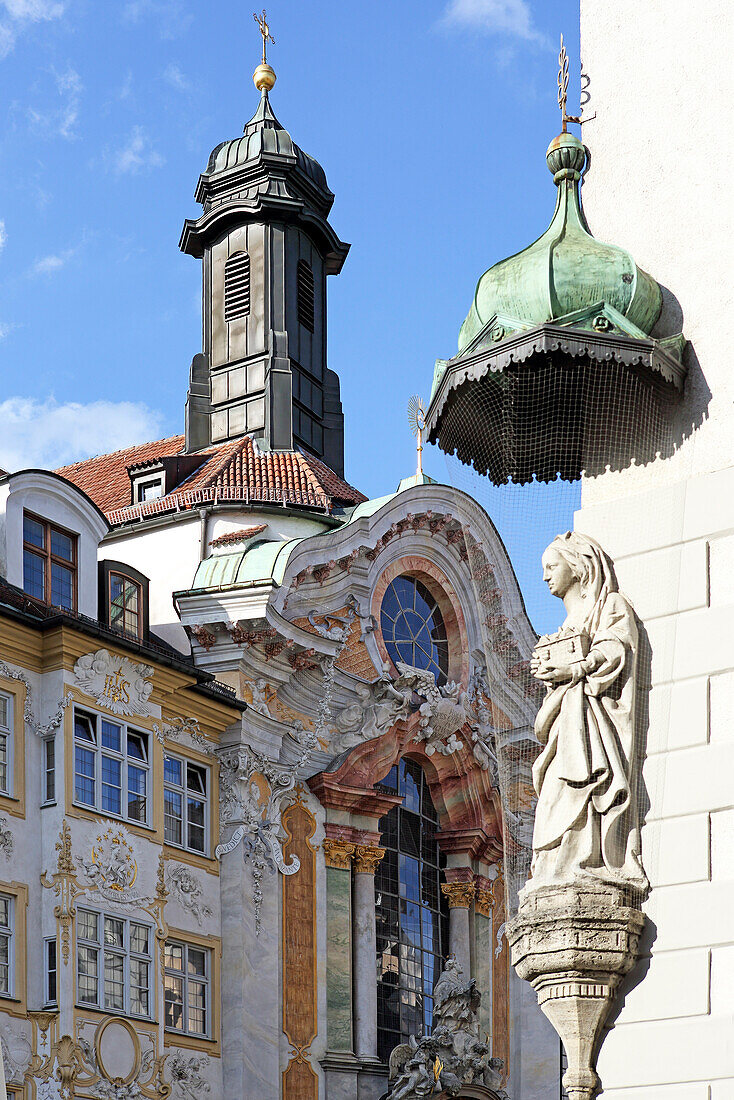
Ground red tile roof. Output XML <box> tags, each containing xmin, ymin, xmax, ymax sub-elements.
<box><xmin>210</xmin><ymin>525</ymin><xmax>268</xmax><ymax>548</ymax></box>
<box><xmin>57</xmin><ymin>434</ymin><xmax>366</xmax><ymax>523</ymax></box>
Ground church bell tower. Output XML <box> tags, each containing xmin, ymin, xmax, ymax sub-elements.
<box><xmin>179</xmin><ymin>19</ymin><xmax>350</xmax><ymax>474</ymax></box>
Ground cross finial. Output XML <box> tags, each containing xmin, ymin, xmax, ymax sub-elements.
<box><xmin>557</xmin><ymin>33</ymin><xmax>580</xmax><ymax>132</ymax></box>
<box><xmin>254</xmin><ymin>9</ymin><xmax>275</xmax><ymax>66</ymax></box>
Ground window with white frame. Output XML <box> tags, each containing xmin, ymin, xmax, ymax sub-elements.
<box><xmin>164</xmin><ymin>940</ymin><xmax>210</xmax><ymax>1037</ymax></box>
<box><xmin>76</xmin><ymin>908</ymin><xmax>152</xmax><ymax>1017</ymax></box>
<box><xmin>43</xmin><ymin>736</ymin><xmax>55</xmax><ymax>804</ymax></box>
<box><xmin>163</xmin><ymin>755</ymin><xmax>208</xmax><ymax>854</ymax></box>
<box><xmin>0</xmin><ymin>693</ymin><xmax>12</xmax><ymax>796</ymax></box>
<box><xmin>44</xmin><ymin>937</ymin><xmax>57</xmax><ymax>1006</ymax></box>
<box><xmin>0</xmin><ymin>894</ymin><xmax>13</xmax><ymax>996</ymax></box>
<box><xmin>74</xmin><ymin>709</ymin><xmax>149</xmax><ymax>824</ymax></box>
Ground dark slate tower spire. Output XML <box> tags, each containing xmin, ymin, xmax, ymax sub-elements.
<box><xmin>179</xmin><ymin>43</ymin><xmax>350</xmax><ymax>473</ymax></box>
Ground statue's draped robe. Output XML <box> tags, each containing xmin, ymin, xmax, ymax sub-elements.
<box><xmin>531</xmin><ymin>590</ymin><xmax>648</xmax><ymax>894</ymax></box>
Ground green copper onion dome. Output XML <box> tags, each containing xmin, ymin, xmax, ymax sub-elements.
<box><xmin>457</xmin><ymin>132</ymin><xmax>663</xmax><ymax>352</ymax></box>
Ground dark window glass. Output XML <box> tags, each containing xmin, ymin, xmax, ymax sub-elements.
<box><xmin>297</xmin><ymin>259</ymin><xmax>315</xmax><ymax>332</ymax></box>
<box><xmin>380</xmin><ymin>577</ymin><xmax>449</xmax><ymax>686</ymax></box>
<box><xmin>22</xmin><ymin>512</ymin><xmax>77</xmax><ymax>611</ymax></box>
<box><xmin>110</xmin><ymin>573</ymin><xmax>142</xmax><ymax>639</ymax></box>
<box><xmin>375</xmin><ymin>759</ymin><xmax>449</xmax><ymax>1065</ymax></box>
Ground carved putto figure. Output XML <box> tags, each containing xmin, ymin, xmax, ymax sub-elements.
<box><xmin>528</xmin><ymin>531</ymin><xmax>648</xmax><ymax>896</ymax></box>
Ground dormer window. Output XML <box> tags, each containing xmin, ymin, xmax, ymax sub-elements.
<box><xmin>135</xmin><ymin>477</ymin><xmax>163</xmax><ymax>503</ymax></box>
<box><xmin>109</xmin><ymin>573</ymin><xmax>142</xmax><ymax>641</ymax></box>
<box><xmin>99</xmin><ymin>561</ymin><xmax>150</xmax><ymax>642</ymax></box>
<box><xmin>22</xmin><ymin>511</ymin><xmax>77</xmax><ymax>611</ymax></box>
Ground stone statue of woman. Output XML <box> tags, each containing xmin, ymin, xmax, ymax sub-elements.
<box><xmin>527</xmin><ymin>531</ymin><xmax>648</xmax><ymax>897</ymax></box>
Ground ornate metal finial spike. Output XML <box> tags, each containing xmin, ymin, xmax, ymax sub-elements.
<box><xmin>254</xmin><ymin>9</ymin><xmax>275</xmax><ymax>65</ymax></box>
<box><xmin>408</xmin><ymin>395</ymin><xmax>427</xmax><ymax>478</ymax></box>
<box><xmin>557</xmin><ymin>33</ymin><xmax>570</xmax><ymax>132</ymax></box>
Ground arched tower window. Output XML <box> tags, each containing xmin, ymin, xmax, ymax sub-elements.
<box><xmin>297</xmin><ymin>259</ymin><xmax>315</xmax><ymax>332</ymax></box>
<box><xmin>375</xmin><ymin>758</ymin><xmax>449</xmax><ymax>1064</ymax></box>
<box><xmin>224</xmin><ymin>251</ymin><xmax>250</xmax><ymax>322</ymax></box>
<box><xmin>380</xmin><ymin>576</ymin><xmax>449</xmax><ymax>686</ymax></box>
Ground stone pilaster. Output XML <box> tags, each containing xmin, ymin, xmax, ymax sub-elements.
<box><xmin>352</xmin><ymin>845</ymin><xmax>385</xmax><ymax>1063</ymax></box>
<box><xmin>441</xmin><ymin>879</ymin><xmax>476</xmax><ymax>976</ymax></box>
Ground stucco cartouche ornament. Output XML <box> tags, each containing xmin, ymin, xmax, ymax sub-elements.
<box><xmin>507</xmin><ymin>532</ymin><xmax>648</xmax><ymax>1100</ymax></box>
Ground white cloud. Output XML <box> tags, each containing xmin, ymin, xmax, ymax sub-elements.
<box><xmin>163</xmin><ymin>62</ymin><xmax>189</xmax><ymax>91</ymax></box>
<box><xmin>1</xmin><ymin>0</ymin><xmax>64</xmax><ymax>19</ymax></box>
<box><xmin>0</xmin><ymin>322</ymin><xmax>14</xmax><ymax>340</ymax></box>
<box><xmin>0</xmin><ymin>396</ymin><xmax>164</xmax><ymax>471</ymax></box>
<box><xmin>29</xmin><ymin>245</ymin><xmax>76</xmax><ymax>276</ymax></box>
<box><xmin>106</xmin><ymin>126</ymin><xmax>164</xmax><ymax>175</ymax></box>
<box><xmin>0</xmin><ymin>220</ymin><xmax>6</xmax><ymax>251</ymax></box>
<box><xmin>438</xmin><ymin>0</ymin><xmax>549</xmax><ymax>45</ymax></box>
<box><xmin>122</xmin><ymin>0</ymin><xmax>192</xmax><ymax>40</ymax></box>
<box><xmin>0</xmin><ymin>0</ymin><xmax>64</xmax><ymax>59</ymax></box>
<box><xmin>27</xmin><ymin>65</ymin><xmax>82</xmax><ymax>139</ymax></box>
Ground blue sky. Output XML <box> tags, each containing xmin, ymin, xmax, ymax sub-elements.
<box><xmin>0</xmin><ymin>0</ymin><xmax>582</xmax><ymax>629</ymax></box>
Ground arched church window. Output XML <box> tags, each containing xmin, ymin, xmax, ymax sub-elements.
<box><xmin>297</xmin><ymin>259</ymin><xmax>315</xmax><ymax>332</ymax></box>
<box><xmin>380</xmin><ymin>576</ymin><xmax>449</xmax><ymax>686</ymax></box>
<box><xmin>224</xmin><ymin>251</ymin><xmax>250</xmax><ymax>322</ymax></box>
<box><xmin>375</xmin><ymin>758</ymin><xmax>449</xmax><ymax>1064</ymax></box>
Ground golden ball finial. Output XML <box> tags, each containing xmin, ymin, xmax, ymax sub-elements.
<box><xmin>253</xmin><ymin>62</ymin><xmax>276</xmax><ymax>92</ymax></box>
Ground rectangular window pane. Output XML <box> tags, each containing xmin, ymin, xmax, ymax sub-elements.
<box><xmin>104</xmin><ymin>951</ymin><xmax>125</xmax><ymax>1010</ymax></box>
<box><xmin>187</xmin><ymin>948</ymin><xmax>206</xmax><ymax>977</ymax></box>
<box><xmin>128</xmin><ymin>765</ymin><xmax>147</xmax><ymax>822</ymax></box>
<box><xmin>104</xmin><ymin>917</ymin><xmax>124</xmax><ymax>949</ymax></box>
<box><xmin>127</xmin><ymin>731</ymin><xmax>147</xmax><ymax>761</ymax></box>
<box><xmin>164</xmin><ymin>973</ymin><xmax>185</xmax><ymax>1030</ymax></box>
<box><xmin>50</xmin><ymin>562</ymin><xmax>74</xmax><ymax>610</ymax></box>
<box><xmin>101</xmin><ymin>720</ymin><xmax>121</xmax><ymax>752</ymax></box>
<box><xmin>0</xmin><ymin>733</ymin><xmax>8</xmax><ymax>794</ymax></box>
<box><xmin>164</xmin><ymin>789</ymin><xmax>183</xmax><ymax>846</ymax></box>
<box><xmin>130</xmin><ymin>957</ymin><xmax>149</xmax><ymax>1016</ymax></box>
<box><xmin>74</xmin><ymin>745</ymin><xmax>96</xmax><ymax>806</ymax></box>
<box><xmin>50</xmin><ymin>528</ymin><xmax>74</xmax><ymax>562</ymax></box>
<box><xmin>23</xmin><ymin>515</ymin><xmax>45</xmax><ymax>549</ymax></box>
<box><xmin>101</xmin><ymin>755</ymin><xmax>122</xmax><ymax>815</ymax></box>
<box><xmin>77</xmin><ymin>945</ymin><xmax>98</xmax><ymax>1004</ymax></box>
<box><xmin>187</xmin><ymin>763</ymin><xmax>206</xmax><ymax>796</ymax></box>
<box><xmin>44</xmin><ymin>737</ymin><xmax>55</xmax><ymax>802</ymax></box>
<box><xmin>45</xmin><ymin>938</ymin><xmax>57</xmax><ymax>1004</ymax></box>
<box><xmin>75</xmin><ymin>713</ymin><xmax>95</xmax><ymax>743</ymax></box>
<box><xmin>23</xmin><ymin>549</ymin><xmax>45</xmax><ymax>601</ymax></box>
<box><xmin>164</xmin><ymin>756</ymin><xmax>182</xmax><ymax>786</ymax></box>
<box><xmin>187</xmin><ymin>979</ymin><xmax>207</xmax><ymax>1035</ymax></box>
<box><xmin>187</xmin><ymin>798</ymin><xmax>206</xmax><ymax>853</ymax></box>
<box><xmin>130</xmin><ymin>923</ymin><xmax>149</xmax><ymax>955</ymax></box>
<box><xmin>77</xmin><ymin>909</ymin><xmax>98</xmax><ymax>942</ymax></box>
<box><xmin>165</xmin><ymin>942</ymin><xmax>184</xmax><ymax>971</ymax></box>
<box><xmin>0</xmin><ymin>696</ymin><xmax>8</xmax><ymax>730</ymax></box>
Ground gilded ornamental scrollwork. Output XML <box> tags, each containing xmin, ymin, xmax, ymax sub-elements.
<box><xmin>322</xmin><ymin>838</ymin><xmax>355</xmax><ymax>870</ymax></box>
<box><xmin>440</xmin><ymin>881</ymin><xmax>476</xmax><ymax>910</ymax></box>
<box><xmin>353</xmin><ymin>844</ymin><xmax>385</xmax><ymax>874</ymax></box>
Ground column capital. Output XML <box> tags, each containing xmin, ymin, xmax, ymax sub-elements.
<box><xmin>323</xmin><ymin>838</ymin><xmax>355</xmax><ymax>870</ymax></box>
<box><xmin>353</xmin><ymin>845</ymin><xmax>386</xmax><ymax>874</ymax></box>
<box><xmin>441</xmin><ymin>881</ymin><xmax>476</xmax><ymax>910</ymax></box>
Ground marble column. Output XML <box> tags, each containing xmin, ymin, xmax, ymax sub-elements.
<box><xmin>441</xmin><ymin>880</ymin><xmax>476</xmax><ymax>975</ymax></box>
<box><xmin>352</xmin><ymin>844</ymin><xmax>385</xmax><ymax>1061</ymax></box>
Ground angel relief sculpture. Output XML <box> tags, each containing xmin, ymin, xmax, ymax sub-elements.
<box><xmin>527</xmin><ymin>531</ymin><xmax>648</xmax><ymax>896</ymax></box>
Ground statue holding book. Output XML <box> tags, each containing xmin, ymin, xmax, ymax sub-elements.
<box><xmin>527</xmin><ymin>531</ymin><xmax>648</xmax><ymax>897</ymax></box>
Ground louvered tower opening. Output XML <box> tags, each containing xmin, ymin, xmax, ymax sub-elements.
<box><xmin>297</xmin><ymin>259</ymin><xmax>315</xmax><ymax>332</ymax></box>
<box><xmin>224</xmin><ymin>251</ymin><xmax>251</xmax><ymax>322</ymax></box>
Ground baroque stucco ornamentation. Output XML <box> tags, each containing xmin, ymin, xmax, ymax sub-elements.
<box><xmin>151</xmin><ymin>715</ymin><xmax>215</xmax><ymax>755</ymax></box>
<box><xmin>440</xmin><ymin>881</ymin><xmax>476</xmax><ymax>910</ymax></box>
<box><xmin>73</xmin><ymin>650</ymin><xmax>154</xmax><ymax>719</ymax></box>
<box><xmin>165</xmin><ymin>865</ymin><xmax>213</xmax><ymax>926</ymax></box>
<box><xmin>42</xmin><ymin>822</ymin><xmax>169</xmax><ymax>968</ymax></box>
<box><xmin>323</xmin><ymin>838</ymin><xmax>355</xmax><ymax>870</ymax></box>
<box><xmin>387</xmin><ymin>956</ymin><xmax>506</xmax><ymax>1100</ymax></box>
<box><xmin>353</xmin><ymin>844</ymin><xmax>385</xmax><ymax>874</ymax></box>
<box><xmin>0</xmin><ymin>658</ymin><xmax>72</xmax><ymax>737</ymax></box>
<box><xmin>0</xmin><ymin>1018</ymin><xmax>32</xmax><ymax>1086</ymax></box>
<box><xmin>509</xmin><ymin>532</ymin><xmax>648</xmax><ymax>1100</ymax></box>
<box><xmin>73</xmin><ymin>1016</ymin><xmax>169</xmax><ymax>1099</ymax></box>
<box><xmin>0</xmin><ymin>816</ymin><xmax>13</xmax><ymax>858</ymax></box>
<box><xmin>167</xmin><ymin>1051</ymin><xmax>211</xmax><ymax>1098</ymax></box>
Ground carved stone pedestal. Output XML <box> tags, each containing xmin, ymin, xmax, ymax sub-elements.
<box><xmin>507</xmin><ymin>882</ymin><xmax>645</xmax><ymax>1100</ymax></box>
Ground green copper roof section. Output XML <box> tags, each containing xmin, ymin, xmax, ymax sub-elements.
<box><xmin>458</xmin><ymin>132</ymin><xmax>663</xmax><ymax>353</ymax></box>
<box><xmin>191</xmin><ymin>538</ymin><xmax>303</xmax><ymax>590</ymax></box>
